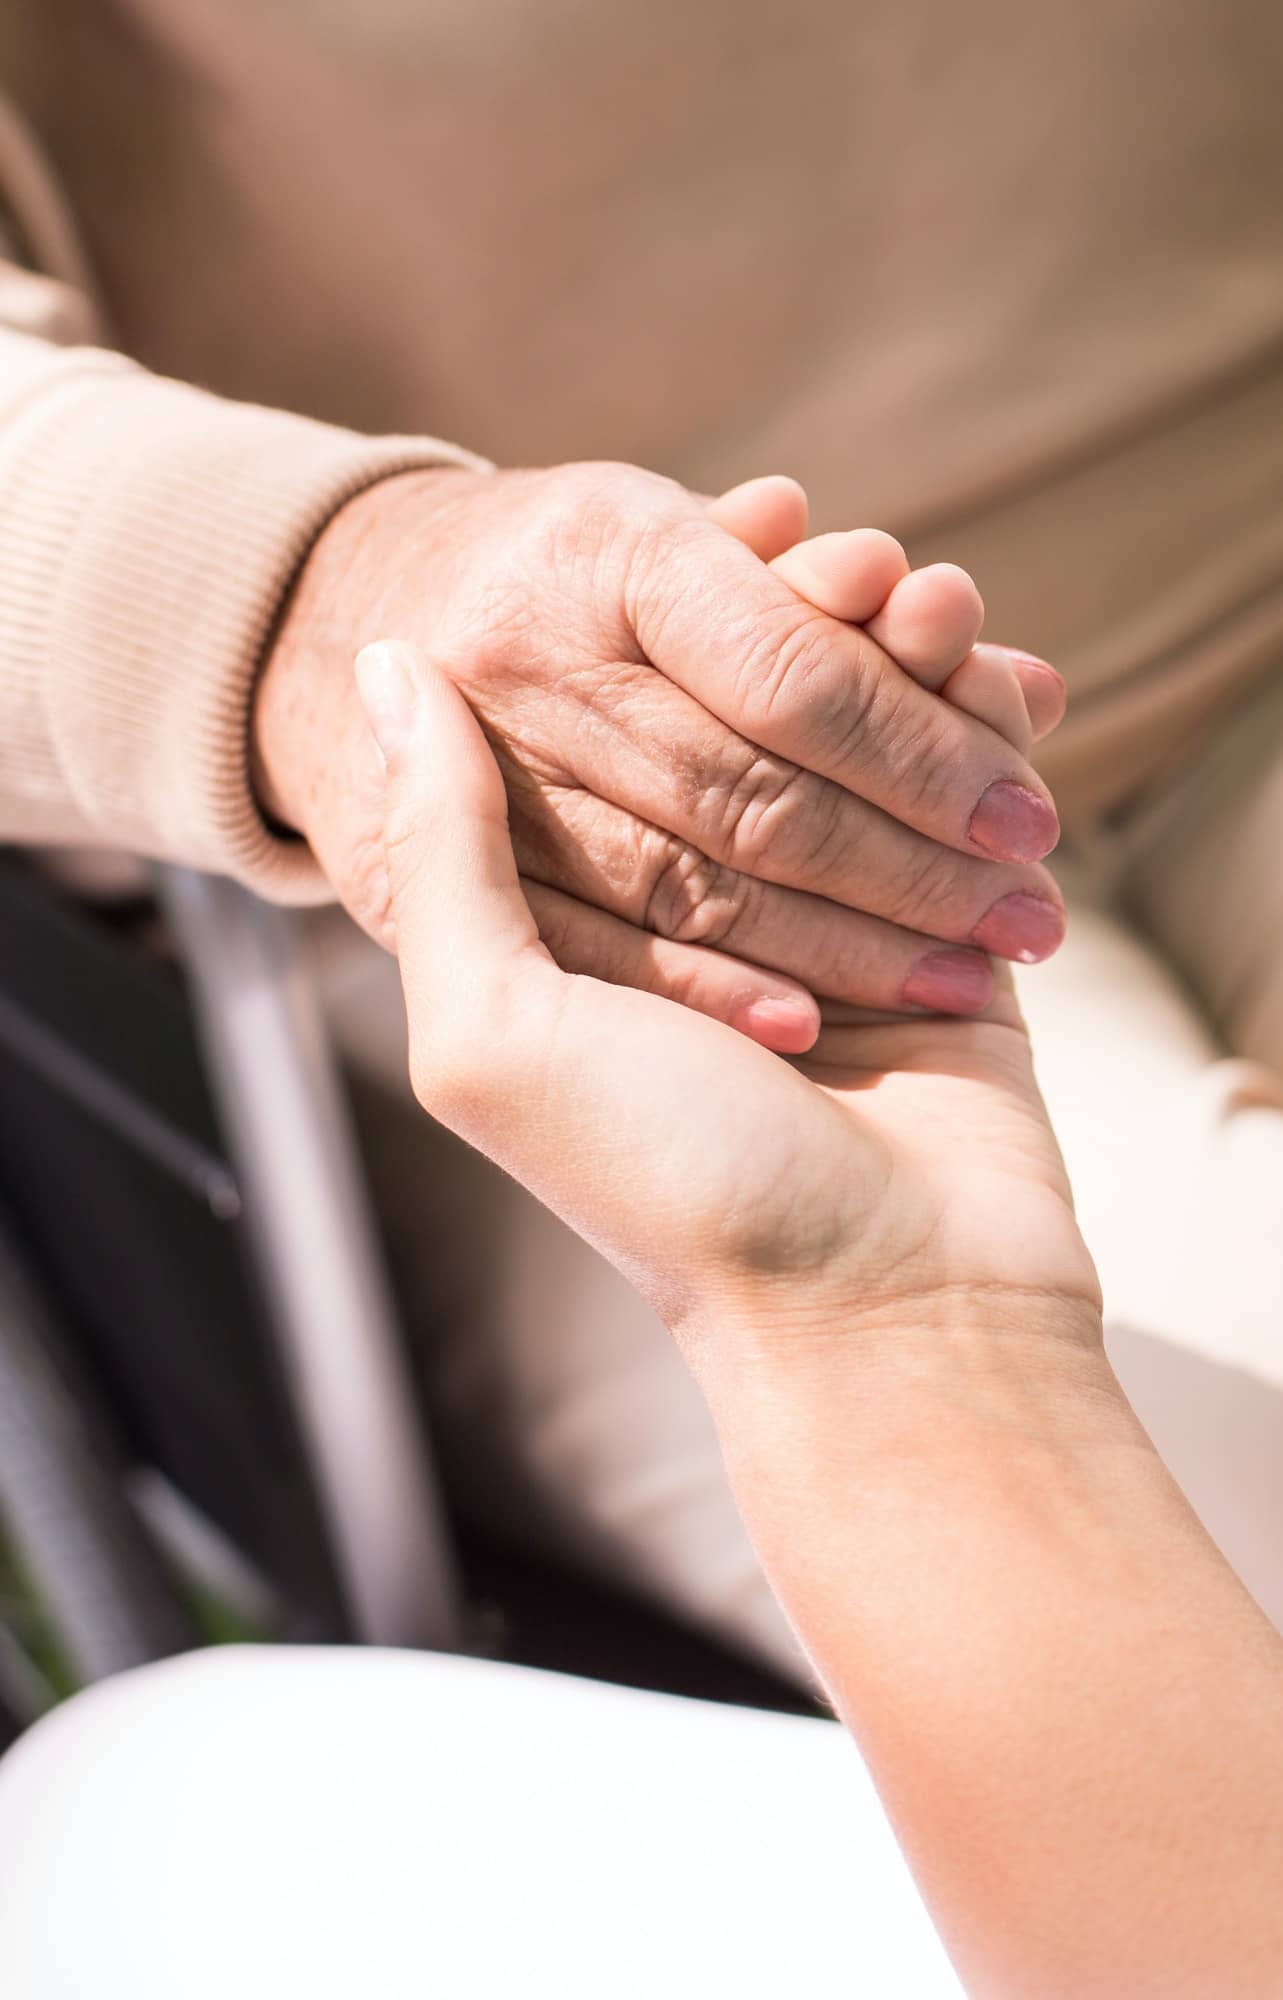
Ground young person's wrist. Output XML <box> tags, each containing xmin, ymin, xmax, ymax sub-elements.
<box><xmin>684</xmin><ymin>1282</ymin><xmax>1110</xmax><ymax>1448</ymax></box>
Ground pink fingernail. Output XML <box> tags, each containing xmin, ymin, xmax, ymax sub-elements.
<box><xmin>968</xmin><ymin>780</ymin><xmax>1060</xmax><ymax>862</ymax></box>
<box><xmin>991</xmin><ymin>647</ymin><xmax>1066</xmax><ymax>692</ymax></box>
<box><xmin>996</xmin><ymin>646</ymin><xmax>1058</xmax><ymax>673</ymax></box>
<box><xmin>971</xmin><ymin>893</ymin><xmax>1065</xmax><ymax>963</ymax></box>
<box><xmin>902</xmin><ymin>949</ymin><xmax>993</xmax><ymax>1014</ymax></box>
<box><xmin>735</xmin><ymin>996</ymin><xmax>820</xmax><ymax>1053</ymax></box>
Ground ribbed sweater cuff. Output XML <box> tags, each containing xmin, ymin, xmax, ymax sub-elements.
<box><xmin>0</xmin><ymin>339</ymin><xmax>485</xmax><ymax>900</ymax></box>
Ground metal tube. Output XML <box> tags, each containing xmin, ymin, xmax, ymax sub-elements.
<box><xmin>159</xmin><ymin>869</ymin><xmax>460</xmax><ymax>1650</ymax></box>
<box><xmin>0</xmin><ymin>1209</ymin><xmax>195</xmax><ymax>1685</ymax></box>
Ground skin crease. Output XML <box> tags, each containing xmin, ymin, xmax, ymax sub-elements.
<box><xmin>253</xmin><ymin>463</ymin><xmax>1066</xmax><ymax>1050</ymax></box>
<box><xmin>358</xmin><ymin>645</ymin><xmax>1283</xmax><ymax>2000</ymax></box>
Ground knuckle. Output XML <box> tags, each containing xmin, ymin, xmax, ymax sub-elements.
<box><xmin>544</xmin><ymin>464</ymin><xmax>645</xmax><ymax>574</ymax></box>
<box><xmin>731</xmin><ymin>612</ymin><xmax>948</xmax><ymax>800</ymax></box>
<box><xmin>815</xmin><ymin>679</ymin><xmax>881</xmax><ymax>775</ymax></box>
<box><xmin>549</xmin><ymin>461</ymin><xmax>685</xmax><ymax>561</ymax></box>
<box><xmin>880</xmin><ymin>834</ymin><xmax>968</xmax><ymax>933</ymax></box>
<box><xmin>471</xmin><ymin>464</ymin><xmax>687</xmax><ymax>667</ymax></box>
<box><xmin>886</xmin><ymin>699</ymin><xmax>974</xmax><ymax>820</ymax></box>
<box><xmin>562</xmin><ymin>470</ymin><xmax>700</xmax><ymax>655</ymax></box>
<box><xmin>704</xmin><ymin>748</ymin><xmax>846</xmax><ymax>882</ymax></box>
<box><xmin>641</xmin><ymin>833</ymin><xmax>752</xmax><ymax>948</ymax></box>
<box><xmin>737</xmin><ymin>609</ymin><xmax>845</xmax><ymax>731</ymax></box>
<box><xmin>624</xmin><ymin>509</ymin><xmax>719</xmax><ymax>653</ymax></box>
<box><xmin>831</xmin><ymin>669</ymin><xmax>960</xmax><ymax>821</ymax></box>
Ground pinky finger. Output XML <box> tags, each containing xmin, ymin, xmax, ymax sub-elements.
<box><xmin>955</xmin><ymin>643</ymin><xmax>1067</xmax><ymax>746</ymax></box>
<box><xmin>941</xmin><ymin>647</ymin><xmax>1036</xmax><ymax>758</ymax></box>
<box><xmin>522</xmin><ymin>879</ymin><xmax>821</xmax><ymax>1054</ymax></box>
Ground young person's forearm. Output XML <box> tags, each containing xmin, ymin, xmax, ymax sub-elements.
<box><xmin>696</xmin><ymin>1301</ymin><xmax>1283</xmax><ymax>1999</ymax></box>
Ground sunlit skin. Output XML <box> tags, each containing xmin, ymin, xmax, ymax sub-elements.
<box><xmin>254</xmin><ymin>466</ymin><xmax>1065</xmax><ymax>1052</ymax></box>
<box><xmin>357</xmin><ymin>620</ymin><xmax>1283</xmax><ymax>1999</ymax></box>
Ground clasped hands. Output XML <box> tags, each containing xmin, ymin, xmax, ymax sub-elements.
<box><xmin>264</xmin><ymin>461</ymin><xmax>1102</xmax><ymax>1366</ymax></box>
<box><xmin>257</xmin><ymin>464</ymin><xmax>1066</xmax><ymax>1052</ymax></box>
<box><xmin>320</xmin><ymin>470</ymin><xmax>1280</xmax><ymax>2000</ymax></box>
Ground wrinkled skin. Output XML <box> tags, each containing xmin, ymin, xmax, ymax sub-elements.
<box><xmin>256</xmin><ymin>462</ymin><xmax>1064</xmax><ymax>1040</ymax></box>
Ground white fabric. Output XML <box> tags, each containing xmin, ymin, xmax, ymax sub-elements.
<box><xmin>0</xmin><ymin>1646</ymin><xmax>961</xmax><ymax>1998</ymax></box>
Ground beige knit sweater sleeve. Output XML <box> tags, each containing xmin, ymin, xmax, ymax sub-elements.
<box><xmin>0</xmin><ymin>114</ymin><xmax>483</xmax><ymax>903</ymax></box>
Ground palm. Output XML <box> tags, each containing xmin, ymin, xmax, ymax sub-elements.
<box><xmin>371</xmin><ymin>643</ymin><xmax>1097</xmax><ymax>1341</ymax></box>
<box><xmin>528</xmin><ymin>968</ymin><xmax>1098</xmax><ymax>1334</ymax></box>
<box><xmin>792</xmin><ymin>1002</ymin><xmax>1098</xmax><ymax>1316</ymax></box>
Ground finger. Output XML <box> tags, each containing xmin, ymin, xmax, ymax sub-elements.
<box><xmin>767</xmin><ymin>534</ymin><xmax>983</xmax><ymax>688</ymax></box>
<box><xmin>355</xmin><ymin>642</ymin><xmax>826</xmax><ymax>1304</ymax></box>
<box><xmin>941</xmin><ymin>645</ymin><xmax>1066</xmax><ymax>749</ymax></box>
<box><xmin>863</xmin><ymin>562</ymin><xmax>985</xmax><ymax>687</ymax></box>
<box><xmin>521</xmin><ymin>879</ymin><xmax>820</xmax><ymax>1052</ymax></box>
<box><xmin>354</xmin><ymin>640</ymin><xmax>558</xmax><ymax>1045</ymax></box>
<box><xmin>514</xmin><ymin>782</ymin><xmax>1017</xmax><ymax>1012</ymax></box>
<box><xmin>769</xmin><ymin>529</ymin><xmax>909</xmax><ymax>624</ymax></box>
<box><xmin>358</xmin><ymin>645</ymin><xmax>818</xmax><ymax>1064</ymax></box>
<box><xmin>993</xmin><ymin>646</ymin><xmax>1067</xmax><ymax>741</ymax></box>
<box><xmin>818</xmin><ymin>957</ymin><xmax>1023</xmax><ymax>1032</ymax></box>
<box><xmin>362</xmin><ymin>644</ymin><xmax>821</xmax><ymax>1053</ymax></box>
<box><xmin>628</xmin><ymin>519</ymin><xmax>1059</xmax><ymax>864</ymax></box>
<box><xmin>520</xmin><ymin>663</ymin><xmax>1066</xmax><ymax>963</ymax></box>
<box><xmin>705</xmin><ymin>475</ymin><xmax>810</xmax><ymax>561</ymax></box>
<box><xmin>764</xmin><ymin>533</ymin><xmax>1059</xmax><ymax>750</ymax></box>
<box><xmin>941</xmin><ymin>649</ymin><xmax>1035</xmax><ymax>760</ymax></box>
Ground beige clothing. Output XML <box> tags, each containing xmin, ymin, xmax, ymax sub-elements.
<box><xmin>0</xmin><ymin>2</ymin><xmax>1281</xmax><ymax>875</ymax></box>
<box><xmin>0</xmin><ymin>8</ymin><xmax>1280</xmax><ymax>1676</ymax></box>
<box><xmin>0</xmin><ymin>94</ymin><xmax>483</xmax><ymax>898</ymax></box>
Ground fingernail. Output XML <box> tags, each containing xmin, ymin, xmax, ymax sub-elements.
<box><xmin>354</xmin><ymin>642</ymin><xmax>416</xmax><ymax>763</ymax></box>
<box><xmin>983</xmin><ymin>644</ymin><xmax>1065</xmax><ymax>691</ymax></box>
<box><xmin>901</xmin><ymin>949</ymin><xmax>992</xmax><ymax>1014</ymax></box>
<box><xmin>734</xmin><ymin>995</ymin><xmax>820</xmax><ymax>1053</ymax></box>
<box><xmin>994</xmin><ymin>646</ymin><xmax>1060</xmax><ymax>676</ymax></box>
<box><xmin>971</xmin><ymin>892</ymin><xmax>1065</xmax><ymax>963</ymax></box>
<box><xmin>968</xmin><ymin>779</ymin><xmax>1060</xmax><ymax>861</ymax></box>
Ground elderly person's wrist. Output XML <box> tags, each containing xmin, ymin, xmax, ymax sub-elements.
<box><xmin>251</xmin><ymin>466</ymin><xmax>464</xmax><ymax>838</ymax></box>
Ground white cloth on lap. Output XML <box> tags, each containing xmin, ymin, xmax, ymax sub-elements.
<box><xmin>0</xmin><ymin>1644</ymin><xmax>961</xmax><ymax>1998</ymax></box>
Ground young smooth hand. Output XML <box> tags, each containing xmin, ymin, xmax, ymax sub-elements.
<box><xmin>354</xmin><ymin>645</ymin><xmax>1283</xmax><ymax>2000</ymax></box>
<box><xmin>353</xmin><ymin>639</ymin><xmax>1098</xmax><ymax>1358</ymax></box>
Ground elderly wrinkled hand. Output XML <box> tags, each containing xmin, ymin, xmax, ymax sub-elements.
<box><xmin>255</xmin><ymin>463</ymin><xmax>1064</xmax><ymax>1051</ymax></box>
